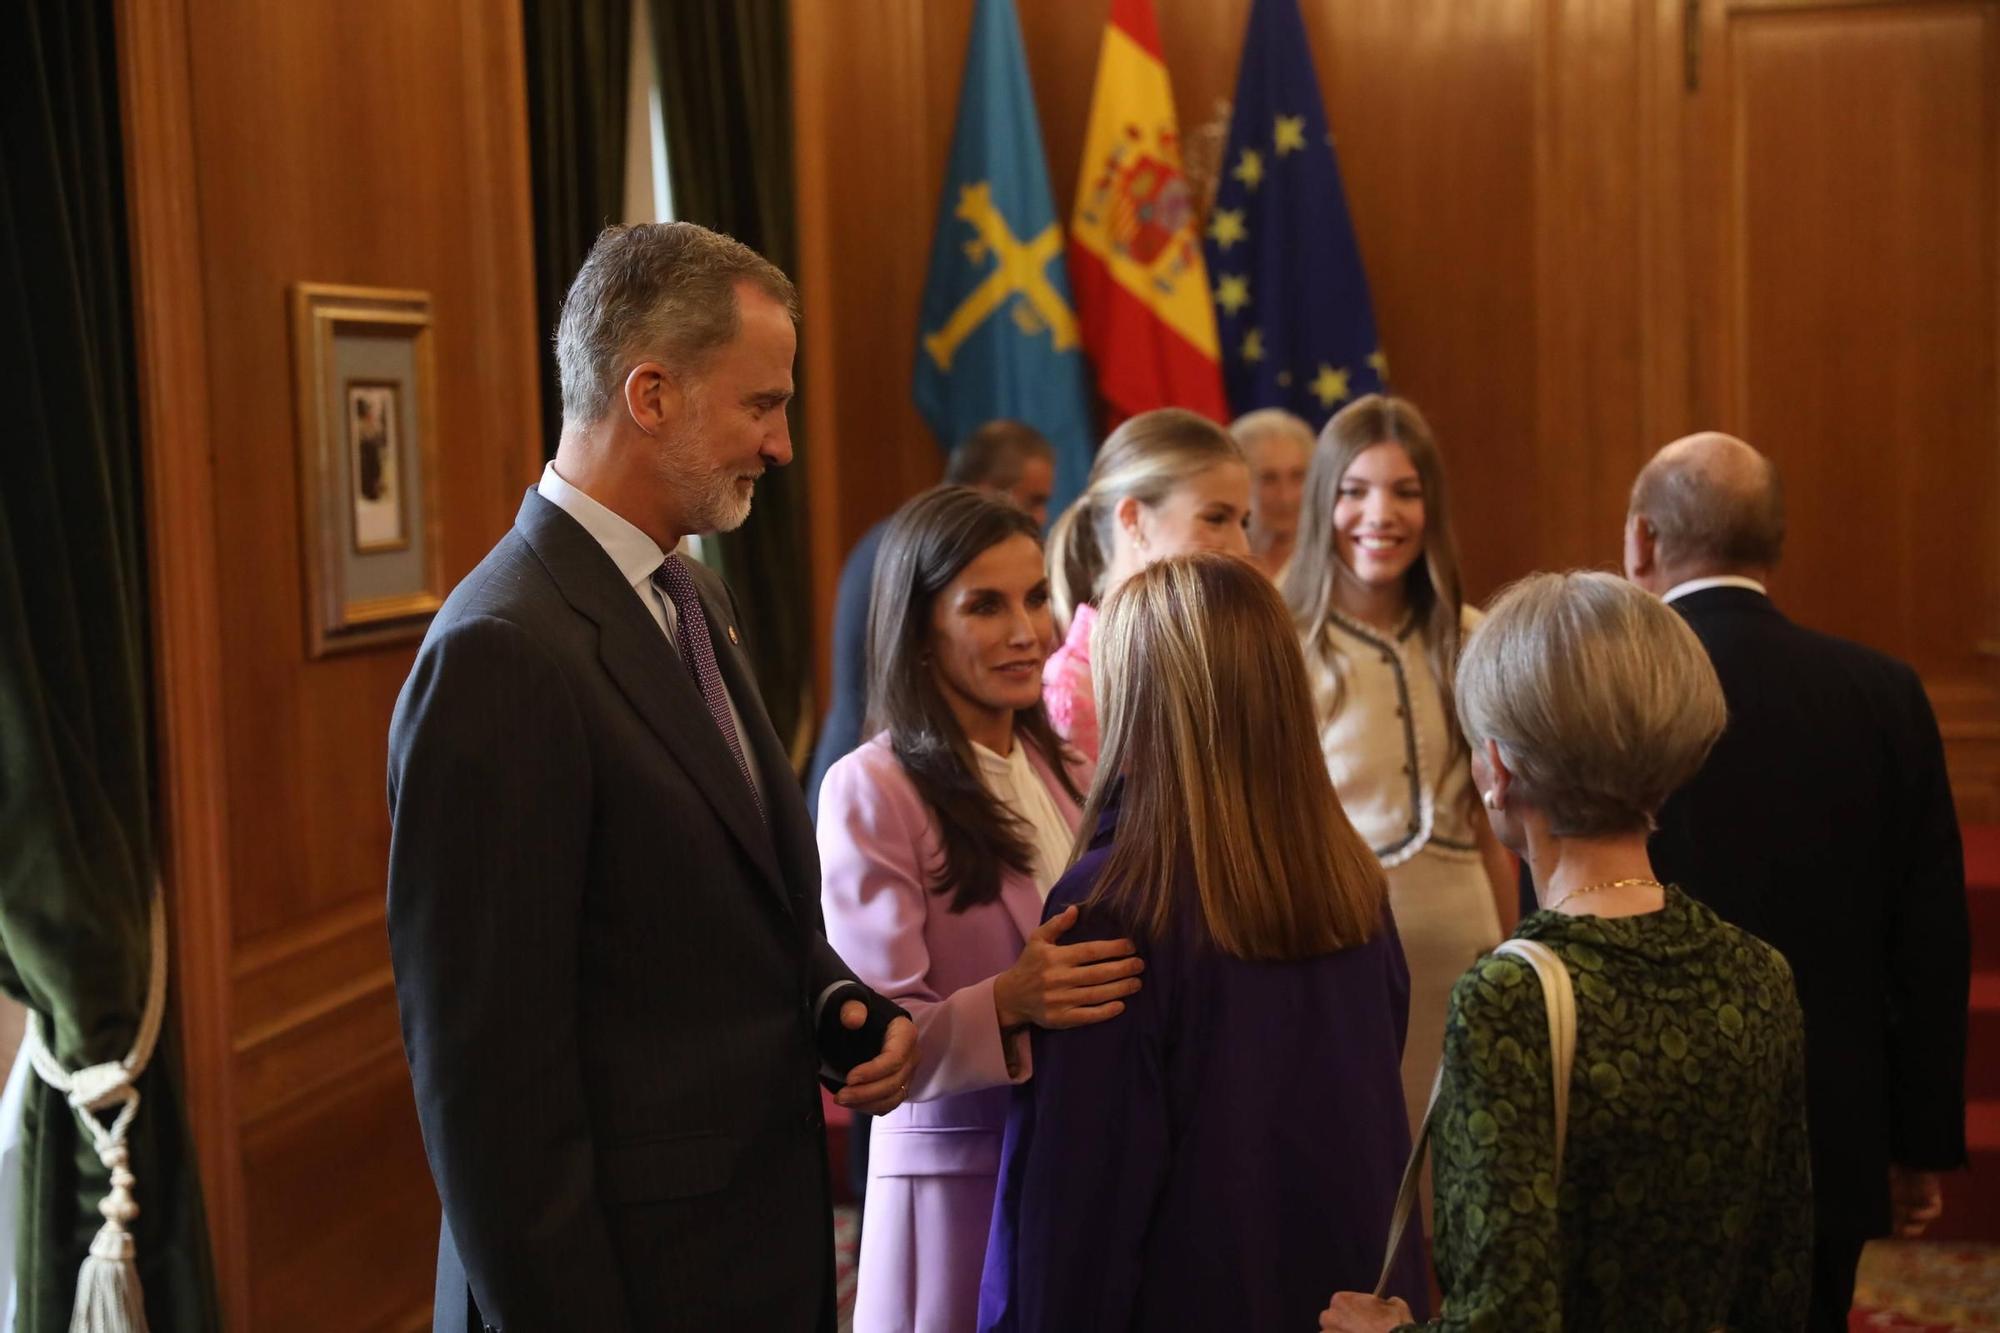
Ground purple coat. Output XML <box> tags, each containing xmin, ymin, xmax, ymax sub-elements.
<box><xmin>978</xmin><ymin>795</ymin><xmax>1430</xmax><ymax>1331</ymax></box>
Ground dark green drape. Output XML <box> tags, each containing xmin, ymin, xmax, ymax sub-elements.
<box><xmin>523</xmin><ymin>0</ymin><xmax>634</xmax><ymax>460</ymax></box>
<box><xmin>0</xmin><ymin>2</ymin><xmax>217</xmax><ymax>1330</ymax></box>
<box><xmin>649</xmin><ymin>0</ymin><xmax>814</xmax><ymax>757</ymax></box>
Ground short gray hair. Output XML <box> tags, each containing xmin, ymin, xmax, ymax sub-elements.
<box><xmin>1228</xmin><ymin>407</ymin><xmax>1314</xmax><ymax>453</ymax></box>
<box><xmin>1629</xmin><ymin>443</ymin><xmax>1786</xmax><ymax>569</ymax></box>
<box><xmin>555</xmin><ymin>222</ymin><xmax>798</xmax><ymax>426</ymax></box>
<box><xmin>1456</xmin><ymin>571</ymin><xmax>1725</xmax><ymax>838</ymax></box>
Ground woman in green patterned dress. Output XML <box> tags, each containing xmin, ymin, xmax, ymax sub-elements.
<box><xmin>1323</xmin><ymin>571</ymin><xmax>1813</xmax><ymax>1332</ymax></box>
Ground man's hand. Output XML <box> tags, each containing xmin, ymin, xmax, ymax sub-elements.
<box><xmin>835</xmin><ymin>1007</ymin><xmax>917</xmax><ymax>1114</ymax></box>
<box><xmin>1889</xmin><ymin>1165</ymin><xmax>1944</xmax><ymax>1238</ymax></box>
<box><xmin>1320</xmin><ymin>1292</ymin><xmax>1412</xmax><ymax>1333</ymax></box>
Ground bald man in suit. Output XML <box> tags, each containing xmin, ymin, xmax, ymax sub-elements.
<box><xmin>1623</xmin><ymin>433</ymin><xmax>1969</xmax><ymax>1331</ymax></box>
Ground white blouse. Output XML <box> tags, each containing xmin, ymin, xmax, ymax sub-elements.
<box><xmin>1305</xmin><ymin>604</ymin><xmax>1484</xmax><ymax>868</ymax></box>
<box><xmin>972</xmin><ymin>739</ymin><xmax>1076</xmax><ymax>900</ymax></box>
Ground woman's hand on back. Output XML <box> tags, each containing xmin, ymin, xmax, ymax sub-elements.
<box><xmin>994</xmin><ymin>904</ymin><xmax>1144</xmax><ymax>1030</ymax></box>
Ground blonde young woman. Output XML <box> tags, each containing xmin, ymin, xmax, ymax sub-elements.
<box><xmin>1042</xmin><ymin>409</ymin><xmax>1251</xmax><ymax>761</ymax></box>
<box><xmin>1282</xmin><ymin>395</ymin><xmax>1516</xmax><ymax>1138</ymax></box>
<box><xmin>980</xmin><ymin>555</ymin><xmax>1426</xmax><ymax>1332</ymax></box>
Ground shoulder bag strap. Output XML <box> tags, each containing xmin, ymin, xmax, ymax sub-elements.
<box><xmin>1370</xmin><ymin>938</ymin><xmax>1576</xmax><ymax>1299</ymax></box>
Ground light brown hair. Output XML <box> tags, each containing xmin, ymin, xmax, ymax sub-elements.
<box><xmin>1045</xmin><ymin>409</ymin><xmax>1244</xmax><ymax>633</ymax></box>
<box><xmin>1281</xmin><ymin>394</ymin><xmax>1468</xmax><ymax>757</ymax></box>
<box><xmin>1079</xmin><ymin>555</ymin><xmax>1386</xmax><ymax>960</ymax></box>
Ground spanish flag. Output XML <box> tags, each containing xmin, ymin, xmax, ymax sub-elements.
<box><xmin>1068</xmin><ymin>0</ymin><xmax>1228</xmax><ymax>423</ymax></box>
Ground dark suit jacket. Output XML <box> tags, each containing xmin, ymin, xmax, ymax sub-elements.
<box><xmin>1650</xmin><ymin>586</ymin><xmax>1969</xmax><ymax>1237</ymax></box>
<box><xmin>804</xmin><ymin>518</ymin><xmax>888</xmax><ymax>819</ymax></box>
<box><xmin>388</xmin><ymin>490</ymin><xmax>897</xmax><ymax>1332</ymax></box>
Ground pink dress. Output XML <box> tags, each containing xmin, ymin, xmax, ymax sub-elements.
<box><xmin>1041</xmin><ymin>603</ymin><xmax>1099</xmax><ymax>762</ymax></box>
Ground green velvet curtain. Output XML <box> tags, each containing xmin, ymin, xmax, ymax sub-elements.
<box><xmin>522</xmin><ymin>0</ymin><xmax>634</xmax><ymax>460</ymax></box>
<box><xmin>0</xmin><ymin>2</ymin><xmax>218</xmax><ymax>1330</ymax></box>
<box><xmin>649</xmin><ymin>0</ymin><xmax>814</xmax><ymax>758</ymax></box>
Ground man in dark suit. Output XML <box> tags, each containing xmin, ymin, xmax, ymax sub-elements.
<box><xmin>387</xmin><ymin>222</ymin><xmax>918</xmax><ymax>1333</ymax></box>
<box><xmin>1623</xmin><ymin>432</ymin><xmax>1970</xmax><ymax>1332</ymax></box>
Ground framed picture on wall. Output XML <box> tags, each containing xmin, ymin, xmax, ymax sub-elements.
<box><xmin>345</xmin><ymin>381</ymin><xmax>408</xmax><ymax>553</ymax></box>
<box><xmin>289</xmin><ymin>283</ymin><xmax>443</xmax><ymax>657</ymax></box>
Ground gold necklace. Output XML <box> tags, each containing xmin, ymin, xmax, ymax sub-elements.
<box><xmin>1546</xmin><ymin>876</ymin><xmax>1664</xmax><ymax>911</ymax></box>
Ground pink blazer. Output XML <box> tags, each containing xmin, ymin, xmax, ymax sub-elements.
<box><xmin>817</xmin><ymin>734</ymin><xmax>1088</xmax><ymax>1177</ymax></box>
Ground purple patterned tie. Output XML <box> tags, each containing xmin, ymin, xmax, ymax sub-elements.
<box><xmin>653</xmin><ymin>554</ymin><xmax>763</xmax><ymax>819</ymax></box>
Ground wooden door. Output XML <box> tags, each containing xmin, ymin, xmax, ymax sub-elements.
<box><xmin>1670</xmin><ymin>0</ymin><xmax>2000</xmax><ymax>816</ymax></box>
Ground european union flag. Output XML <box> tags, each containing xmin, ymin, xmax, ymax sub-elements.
<box><xmin>913</xmin><ymin>0</ymin><xmax>1096</xmax><ymax>517</ymax></box>
<box><xmin>1204</xmin><ymin>0</ymin><xmax>1386</xmax><ymax>429</ymax></box>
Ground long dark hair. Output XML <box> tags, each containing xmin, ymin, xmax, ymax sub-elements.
<box><xmin>866</xmin><ymin>486</ymin><xmax>1082</xmax><ymax>912</ymax></box>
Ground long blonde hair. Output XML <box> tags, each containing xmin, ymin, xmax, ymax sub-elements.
<box><xmin>1281</xmin><ymin>395</ymin><xmax>1468</xmax><ymax>754</ymax></box>
<box><xmin>1078</xmin><ymin>555</ymin><xmax>1386</xmax><ymax>960</ymax></box>
<box><xmin>1046</xmin><ymin>409</ymin><xmax>1244</xmax><ymax>633</ymax></box>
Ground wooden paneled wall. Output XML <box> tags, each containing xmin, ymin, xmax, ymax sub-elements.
<box><xmin>121</xmin><ymin>0</ymin><xmax>543</xmax><ymax>1325</ymax></box>
<box><xmin>793</xmin><ymin>0</ymin><xmax>2000</xmax><ymax>819</ymax></box>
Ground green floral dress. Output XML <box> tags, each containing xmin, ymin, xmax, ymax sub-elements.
<box><xmin>1396</xmin><ymin>887</ymin><xmax>1813</xmax><ymax>1331</ymax></box>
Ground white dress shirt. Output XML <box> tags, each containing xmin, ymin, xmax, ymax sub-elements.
<box><xmin>971</xmin><ymin>738</ymin><xmax>1076</xmax><ymax>901</ymax></box>
<box><xmin>1663</xmin><ymin>574</ymin><xmax>1769</xmax><ymax>605</ymax></box>
<box><xmin>537</xmin><ymin>462</ymin><xmax>764</xmax><ymax>804</ymax></box>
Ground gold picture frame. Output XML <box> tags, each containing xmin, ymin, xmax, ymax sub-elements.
<box><xmin>289</xmin><ymin>284</ymin><xmax>444</xmax><ymax>657</ymax></box>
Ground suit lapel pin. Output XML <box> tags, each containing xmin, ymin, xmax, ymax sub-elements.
<box><xmin>727</xmin><ymin>624</ymin><xmax>739</xmax><ymax>645</ymax></box>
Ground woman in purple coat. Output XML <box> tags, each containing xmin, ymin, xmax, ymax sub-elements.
<box><xmin>978</xmin><ymin>554</ymin><xmax>1429</xmax><ymax>1332</ymax></box>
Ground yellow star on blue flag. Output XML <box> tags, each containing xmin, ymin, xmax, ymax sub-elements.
<box><xmin>1203</xmin><ymin>0</ymin><xmax>1386</xmax><ymax>428</ymax></box>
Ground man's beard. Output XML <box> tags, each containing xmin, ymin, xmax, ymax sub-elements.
<box><xmin>659</xmin><ymin>417</ymin><xmax>755</xmax><ymax>535</ymax></box>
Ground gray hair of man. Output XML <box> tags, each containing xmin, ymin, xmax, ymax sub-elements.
<box><xmin>1627</xmin><ymin>432</ymin><xmax>1787</xmax><ymax>576</ymax></box>
<box><xmin>555</xmin><ymin>221</ymin><xmax>798</xmax><ymax>428</ymax></box>
<box><xmin>945</xmin><ymin>419</ymin><xmax>1055</xmax><ymax>489</ymax></box>
<box><xmin>1227</xmin><ymin>407</ymin><xmax>1315</xmax><ymax>453</ymax></box>
<box><xmin>1455</xmin><ymin>570</ymin><xmax>1726</xmax><ymax>839</ymax></box>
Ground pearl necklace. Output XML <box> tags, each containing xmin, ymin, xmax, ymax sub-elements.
<box><xmin>1546</xmin><ymin>876</ymin><xmax>1664</xmax><ymax>912</ymax></box>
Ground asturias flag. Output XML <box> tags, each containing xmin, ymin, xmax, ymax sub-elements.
<box><xmin>1204</xmin><ymin>0</ymin><xmax>1385</xmax><ymax>429</ymax></box>
<box><xmin>913</xmin><ymin>0</ymin><xmax>1097</xmax><ymax>516</ymax></box>
<box><xmin>1069</xmin><ymin>0</ymin><xmax>1228</xmax><ymax>423</ymax></box>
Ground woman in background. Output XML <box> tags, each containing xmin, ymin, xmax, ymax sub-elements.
<box><xmin>1230</xmin><ymin>407</ymin><xmax>1314</xmax><ymax>582</ymax></box>
<box><xmin>1283</xmin><ymin>394</ymin><xmax>1515</xmax><ymax>1138</ymax></box>
<box><xmin>980</xmin><ymin>554</ymin><xmax>1426</xmax><ymax>1332</ymax></box>
<box><xmin>818</xmin><ymin>486</ymin><xmax>1144</xmax><ymax>1333</ymax></box>
<box><xmin>1322</xmin><ymin>571</ymin><xmax>1811</xmax><ymax>1331</ymax></box>
<box><xmin>1042</xmin><ymin>408</ymin><xmax>1250</xmax><ymax>761</ymax></box>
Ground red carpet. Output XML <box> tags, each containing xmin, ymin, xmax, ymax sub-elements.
<box><xmin>1852</xmin><ymin>1241</ymin><xmax>2000</xmax><ymax>1330</ymax></box>
<box><xmin>1939</xmin><ymin>825</ymin><xmax>2000</xmax><ymax>1244</ymax></box>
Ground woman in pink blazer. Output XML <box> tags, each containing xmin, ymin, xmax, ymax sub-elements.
<box><xmin>820</xmin><ymin>487</ymin><xmax>1143</xmax><ymax>1333</ymax></box>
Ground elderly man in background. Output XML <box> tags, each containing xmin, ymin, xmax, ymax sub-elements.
<box><xmin>388</xmin><ymin>221</ymin><xmax>918</xmax><ymax>1332</ymax></box>
<box><xmin>1623</xmin><ymin>431</ymin><xmax>1970</xmax><ymax>1332</ymax></box>
<box><xmin>1229</xmin><ymin>408</ymin><xmax>1314</xmax><ymax>582</ymax></box>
